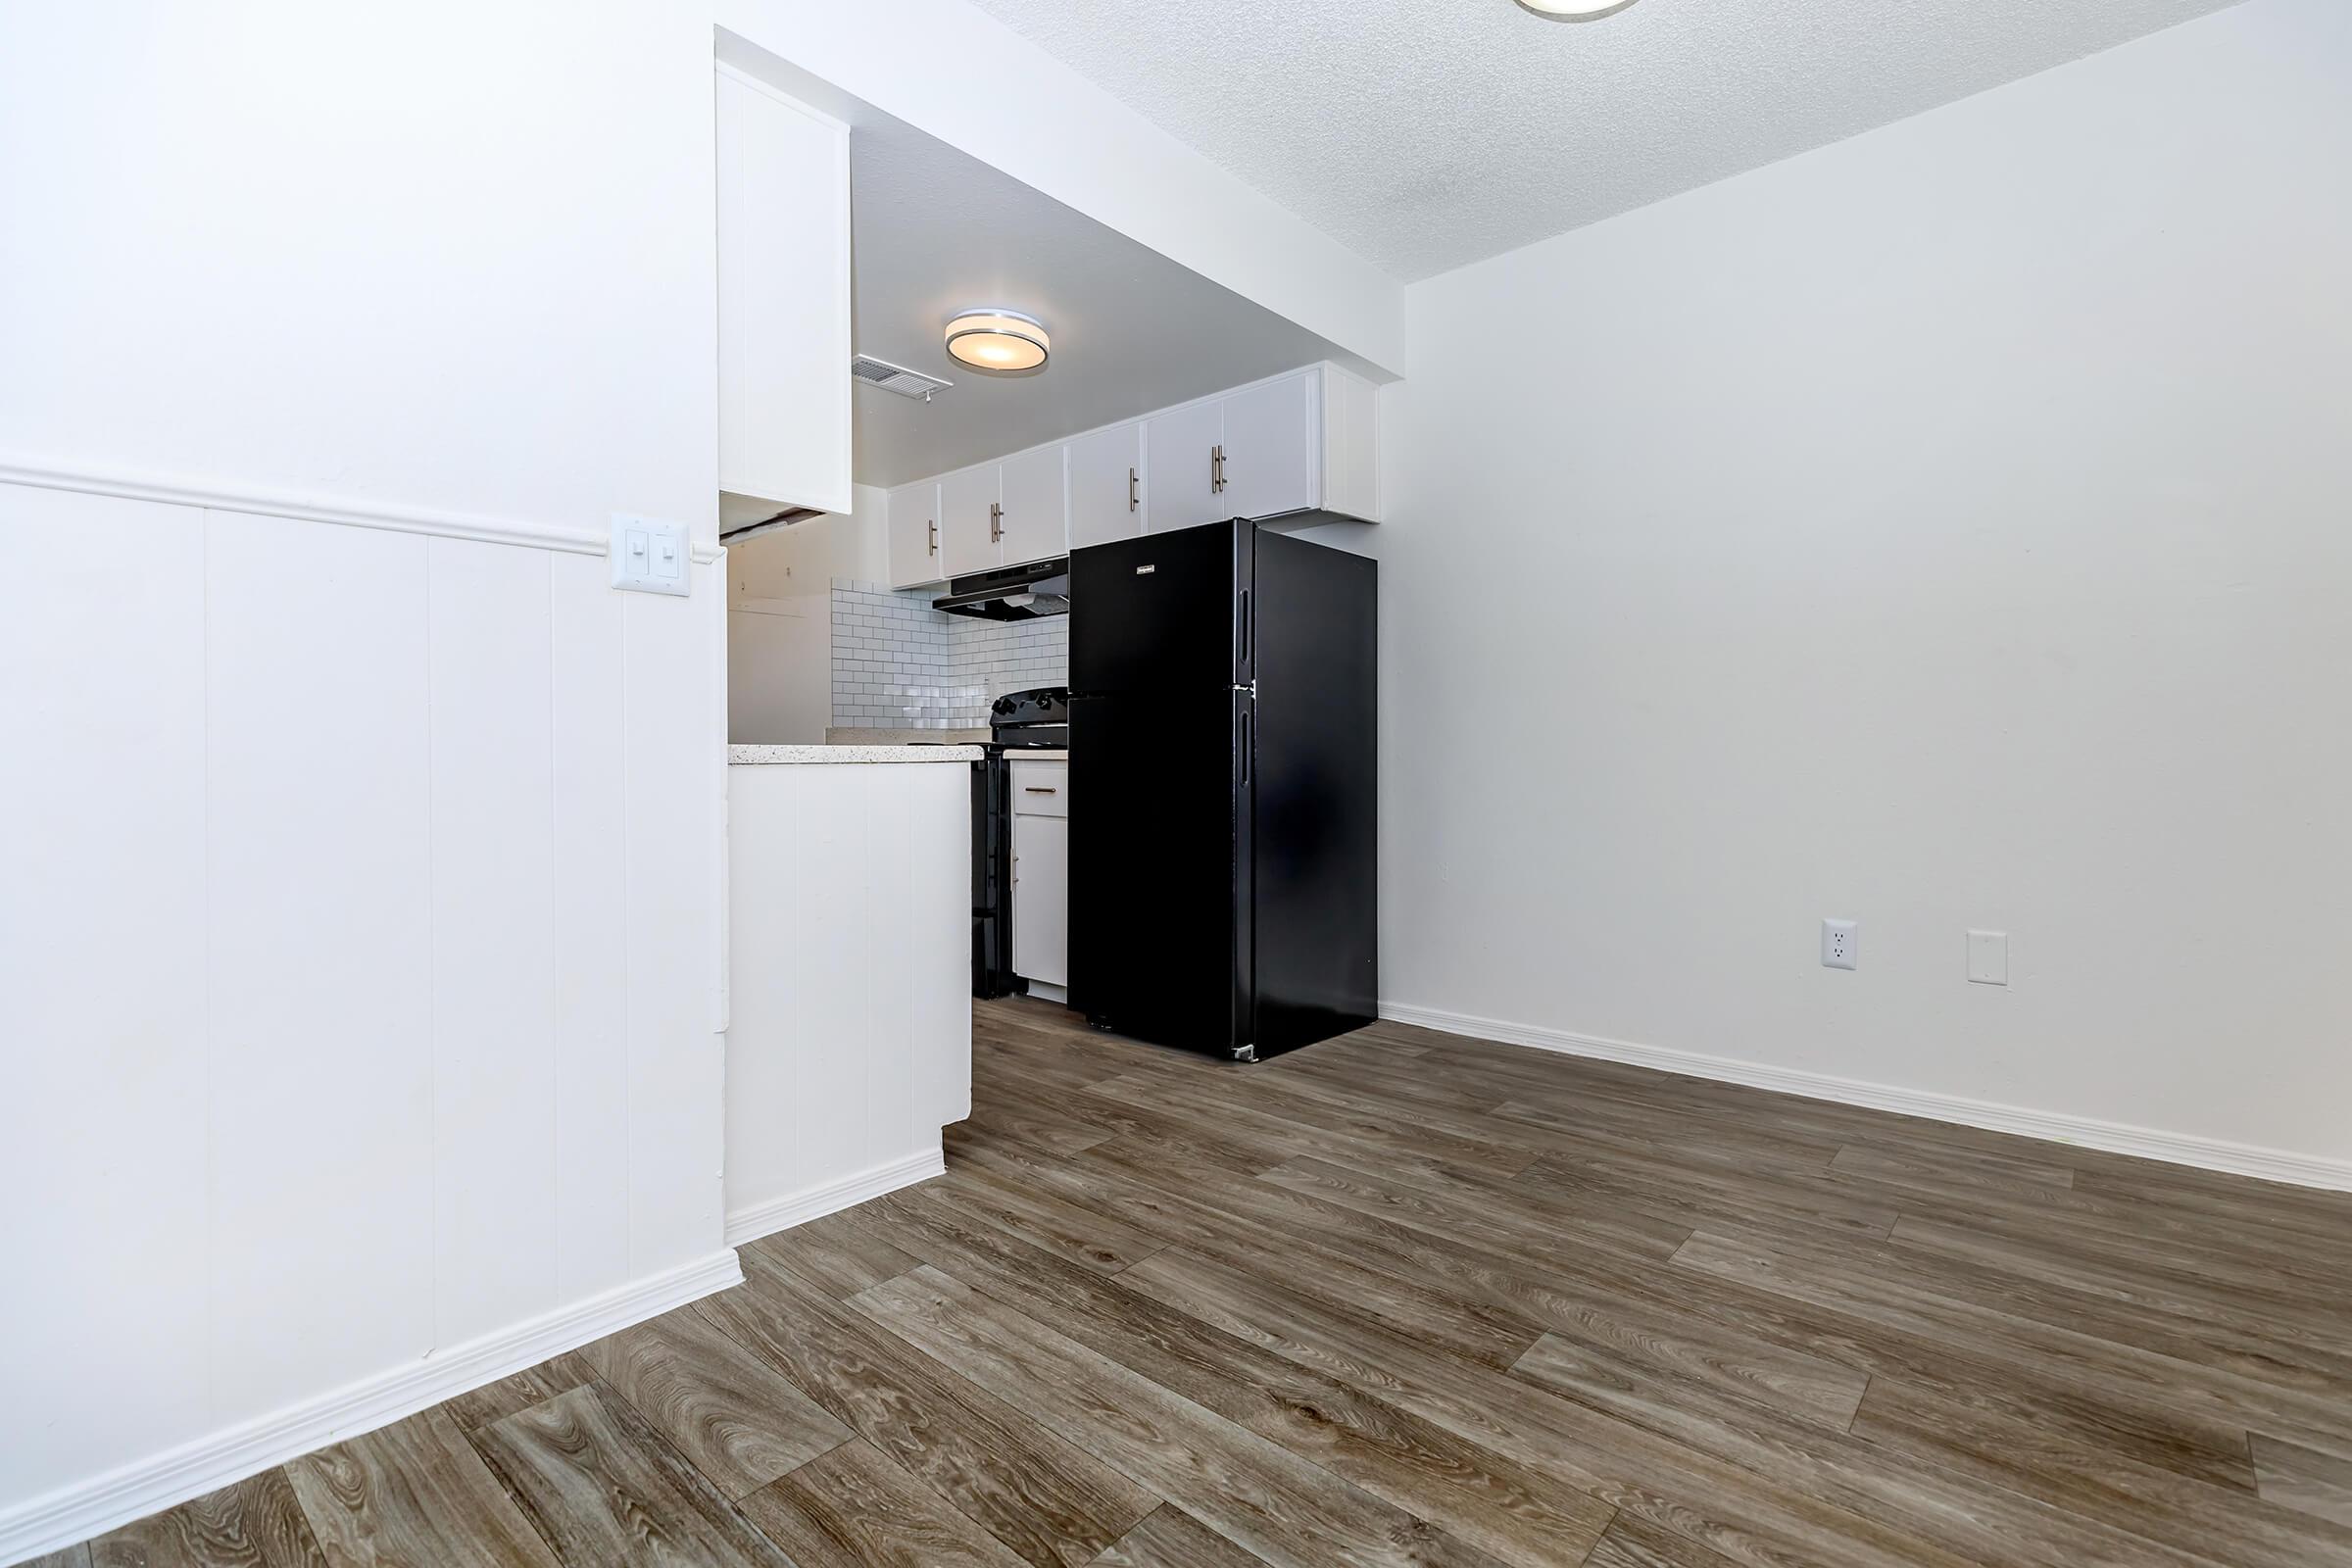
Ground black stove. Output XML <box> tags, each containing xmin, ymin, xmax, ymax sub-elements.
<box><xmin>989</xmin><ymin>685</ymin><xmax>1067</xmax><ymax>749</ymax></box>
<box><xmin>970</xmin><ymin>687</ymin><xmax>1067</xmax><ymax>996</ymax></box>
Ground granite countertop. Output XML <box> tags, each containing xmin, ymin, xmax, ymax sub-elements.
<box><xmin>729</xmin><ymin>744</ymin><xmax>983</xmax><ymax>764</ymax></box>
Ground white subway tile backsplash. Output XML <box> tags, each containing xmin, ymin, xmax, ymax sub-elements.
<box><xmin>827</xmin><ymin>585</ymin><xmax>1067</xmax><ymax>730</ymax></box>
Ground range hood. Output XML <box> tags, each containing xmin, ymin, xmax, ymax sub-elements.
<box><xmin>933</xmin><ymin>557</ymin><xmax>1070</xmax><ymax>620</ymax></box>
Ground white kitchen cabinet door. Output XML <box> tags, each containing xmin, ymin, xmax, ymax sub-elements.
<box><xmin>1145</xmin><ymin>399</ymin><xmax>1225</xmax><ymax>533</ymax></box>
<box><xmin>937</xmin><ymin>464</ymin><xmax>1001</xmax><ymax>578</ymax></box>
<box><xmin>1067</xmin><ymin>421</ymin><xmax>1146</xmax><ymax>550</ymax></box>
<box><xmin>1011</xmin><ymin>811</ymin><xmax>1068</xmax><ymax>988</ymax></box>
<box><xmin>1218</xmin><ymin>371</ymin><xmax>1316</xmax><ymax>523</ymax></box>
<box><xmin>997</xmin><ymin>444</ymin><xmax>1067</xmax><ymax>568</ymax></box>
<box><xmin>715</xmin><ymin>65</ymin><xmax>851</xmax><ymax>517</ymax></box>
<box><xmin>885</xmin><ymin>480</ymin><xmax>943</xmax><ymax>588</ymax></box>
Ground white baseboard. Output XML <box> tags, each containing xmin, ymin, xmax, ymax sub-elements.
<box><xmin>724</xmin><ymin>1144</ymin><xmax>946</xmax><ymax>1248</ymax></box>
<box><xmin>0</xmin><ymin>1249</ymin><xmax>744</xmax><ymax>1566</ymax></box>
<box><xmin>1379</xmin><ymin>1002</ymin><xmax>2352</xmax><ymax>1195</ymax></box>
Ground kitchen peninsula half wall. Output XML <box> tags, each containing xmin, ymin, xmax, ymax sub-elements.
<box><xmin>723</xmin><ymin>745</ymin><xmax>979</xmax><ymax>1244</ymax></box>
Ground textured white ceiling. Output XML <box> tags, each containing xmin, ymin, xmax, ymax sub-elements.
<box><xmin>848</xmin><ymin>110</ymin><xmax>1346</xmax><ymax>487</ymax></box>
<box><xmin>959</xmin><ymin>0</ymin><xmax>2245</xmax><ymax>280</ymax></box>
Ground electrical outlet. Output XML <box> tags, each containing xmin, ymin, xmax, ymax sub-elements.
<box><xmin>1822</xmin><ymin>918</ymin><xmax>1857</xmax><ymax>970</ymax></box>
<box><xmin>1967</xmin><ymin>929</ymin><xmax>2009</xmax><ymax>986</ymax></box>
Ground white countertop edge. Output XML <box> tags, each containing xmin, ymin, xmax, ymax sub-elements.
<box><xmin>1008</xmin><ymin>749</ymin><xmax>1068</xmax><ymax>760</ymax></box>
<box><xmin>729</xmin><ymin>744</ymin><xmax>983</xmax><ymax>764</ymax></box>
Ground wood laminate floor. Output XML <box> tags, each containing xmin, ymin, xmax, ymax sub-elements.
<box><xmin>45</xmin><ymin>998</ymin><xmax>2352</xmax><ymax>1567</ymax></box>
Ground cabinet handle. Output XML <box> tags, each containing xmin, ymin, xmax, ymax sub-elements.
<box><xmin>1023</xmin><ymin>786</ymin><xmax>1057</xmax><ymax>794</ymax></box>
<box><xmin>927</xmin><ymin>518</ymin><xmax>937</xmax><ymax>557</ymax></box>
<box><xmin>990</xmin><ymin>502</ymin><xmax>1003</xmax><ymax>543</ymax></box>
<box><xmin>1210</xmin><ymin>445</ymin><xmax>1222</xmax><ymax>494</ymax></box>
<box><xmin>1128</xmin><ymin>466</ymin><xmax>1139</xmax><ymax>513</ymax></box>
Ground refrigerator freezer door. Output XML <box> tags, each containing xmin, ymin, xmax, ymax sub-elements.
<box><xmin>1069</xmin><ymin>522</ymin><xmax>1245</xmax><ymax>696</ymax></box>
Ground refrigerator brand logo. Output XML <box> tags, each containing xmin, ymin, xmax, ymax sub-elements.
<box><xmin>1135</xmin><ymin>564</ymin><xmax>1156</xmax><ymax>575</ymax></box>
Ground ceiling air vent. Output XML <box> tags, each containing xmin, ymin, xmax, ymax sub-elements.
<box><xmin>852</xmin><ymin>354</ymin><xmax>951</xmax><ymax>403</ymax></box>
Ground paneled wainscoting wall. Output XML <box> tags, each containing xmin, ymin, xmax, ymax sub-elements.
<box><xmin>0</xmin><ymin>466</ymin><xmax>734</xmax><ymax>1561</ymax></box>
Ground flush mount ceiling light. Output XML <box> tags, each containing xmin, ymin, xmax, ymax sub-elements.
<box><xmin>1515</xmin><ymin>0</ymin><xmax>1642</xmax><ymax>19</ymax></box>
<box><xmin>945</xmin><ymin>309</ymin><xmax>1050</xmax><ymax>372</ymax></box>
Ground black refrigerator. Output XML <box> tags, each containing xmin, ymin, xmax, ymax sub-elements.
<box><xmin>1068</xmin><ymin>520</ymin><xmax>1376</xmax><ymax>1061</ymax></box>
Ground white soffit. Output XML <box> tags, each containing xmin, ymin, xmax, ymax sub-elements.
<box><xmin>959</xmin><ymin>0</ymin><xmax>2249</xmax><ymax>280</ymax></box>
<box><xmin>847</xmin><ymin>108</ymin><xmax>1349</xmax><ymax>488</ymax></box>
<box><xmin>710</xmin><ymin>1</ymin><xmax>1406</xmax><ymax>373</ymax></box>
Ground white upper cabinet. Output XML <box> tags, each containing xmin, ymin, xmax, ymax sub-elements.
<box><xmin>996</xmin><ymin>444</ymin><xmax>1067</xmax><ymax>569</ymax></box>
<box><xmin>938</xmin><ymin>464</ymin><xmax>1001</xmax><ymax>578</ymax></box>
<box><xmin>918</xmin><ymin>449</ymin><xmax>1067</xmax><ymax>583</ymax></box>
<box><xmin>890</xmin><ymin>363</ymin><xmax>1380</xmax><ymax>577</ymax></box>
<box><xmin>1145</xmin><ymin>398</ymin><xmax>1226</xmax><ymax>533</ymax></box>
<box><xmin>1140</xmin><ymin>366</ymin><xmax>1381</xmax><ymax>534</ymax></box>
<box><xmin>1067</xmin><ymin>421</ymin><xmax>1146</xmax><ymax>549</ymax></box>
<box><xmin>715</xmin><ymin>64</ymin><xmax>851</xmax><ymax>518</ymax></box>
<box><xmin>885</xmin><ymin>480</ymin><xmax>941</xmax><ymax>590</ymax></box>
<box><xmin>1218</xmin><ymin>373</ymin><xmax>1315</xmax><ymax>524</ymax></box>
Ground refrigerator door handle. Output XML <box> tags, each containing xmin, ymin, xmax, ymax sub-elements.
<box><xmin>1239</xmin><ymin>710</ymin><xmax>1250</xmax><ymax>785</ymax></box>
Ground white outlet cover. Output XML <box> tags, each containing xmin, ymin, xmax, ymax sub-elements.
<box><xmin>1822</xmin><ymin>918</ymin><xmax>1857</xmax><ymax>970</ymax></box>
<box><xmin>611</xmin><ymin>513</ymin><xmax>691</xmax><ymax>597</ymax></box>
<box><xmin>1968</xmin><ymin>929</ymin><xmax>2010</xmax><ymax>986</ymax></box>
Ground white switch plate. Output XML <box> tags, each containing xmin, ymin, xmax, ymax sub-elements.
<box><xmin>1967</xmin><ymin>929</ymin><xmax>2009</xmax><ymax>986</ymax></box>
<box><xmin>1822</xmin><ymin>918</ymin><xmax>1856</xmax><ymax>970</ymax></box>
<box><xmin>610</xmin><ymin>513</ymin><xmax>691</xmax><ymax>596</ymax></box>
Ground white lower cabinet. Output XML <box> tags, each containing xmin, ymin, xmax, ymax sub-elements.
<box><xmin>1009</xmin><ymin>759</ymin><xmax>1068</xmax><ymax>990</ymax></box>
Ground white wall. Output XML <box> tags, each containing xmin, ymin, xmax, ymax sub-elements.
<box><xmin>1381</xmin><ymin>0</ymin><xmax>2352</xmax><ymax>1175</ymax></box>
<box><xmin>0</xmin><ymin>3</ymin><xmax>732</xmax><ymax>1554</ymax></box>
<box><xmin>728</xmin><ymin>486</ymin><xmax>888</xmax><ymax>742</ymax></box>
<box><xmin>0</xmin><ymin>4</ymin><xmax>717</xmax><ymax>546</ymax></box>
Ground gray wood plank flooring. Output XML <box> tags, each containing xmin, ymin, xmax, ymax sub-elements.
<box><xmin>60</xmin><ymin>997</ymin><xmax>2352</xmax><ymax>1566</ymax></box>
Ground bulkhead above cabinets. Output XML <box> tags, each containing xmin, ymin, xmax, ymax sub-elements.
<box><xmin>883</xmin><ymin>363</ymin><xmax>1381</xmax><ymax>590</ymax></box>
<box><xmin>716</xmin><ymin>63</ymin><xmax>853</xmax><ymax>531</ymax></box>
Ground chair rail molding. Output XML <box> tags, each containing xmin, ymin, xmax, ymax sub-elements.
<box><xmin>0</xmin><ymin>453</ymin><xmax>723</xmax><ymax>563</ymax></box>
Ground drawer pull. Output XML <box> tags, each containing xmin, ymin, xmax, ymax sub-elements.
<box><xmin>1023</xmin><ymin>786</ymin><xmax>1058</xmax><ymax>794</ymax></box>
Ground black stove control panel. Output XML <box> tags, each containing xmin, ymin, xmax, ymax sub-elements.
<box><xmin>990</xmin><ymin>686</ymin><xmax>1069</xmax><ymax>730</ymax></box>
